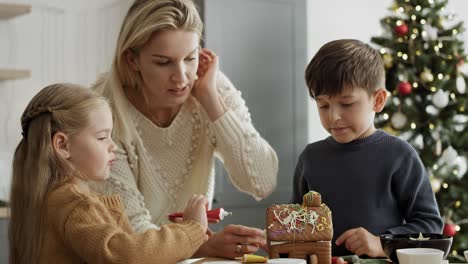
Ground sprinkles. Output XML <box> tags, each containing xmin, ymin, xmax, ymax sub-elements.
<box><xmin>273</xmin><ymin>204</ymin><xmax>320</xmax><ymax>234</ymax></box>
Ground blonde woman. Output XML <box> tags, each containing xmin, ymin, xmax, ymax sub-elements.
<box><xmin>91</xmin><ymin>0</ymin><xmax>278</xmax><ymax>259</ymax></box>
<box><xmin>9</xmin><ymin>84</ymin><xmax>209</xmax><ymax>264</ymax></box>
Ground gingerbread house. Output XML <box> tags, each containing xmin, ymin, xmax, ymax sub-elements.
<box><xmin>266</xmin><ymin>191</ymin><xmax>333</xmax><ymax>264</ymax></box>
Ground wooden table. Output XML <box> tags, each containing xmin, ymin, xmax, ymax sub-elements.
<box><xmin>178</xmin><ymin>258</ymin><xmax>240</xmax><ymax>263</ymax></box>
<box><xmin>179</xmin><ymin>258</ymin><xmax>464</xmax><ymax>264</ymax></box>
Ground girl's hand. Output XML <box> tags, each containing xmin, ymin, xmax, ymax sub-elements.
<box><xmin>193</xmin><ymin>224</ymin><xmax>266</xmax><ymax>259</ymax></box>
<box><xmin>192</xmin><ymin>48</ymin><xmax>225</xmax><ymax>121</ymax></box>
<box><xmin>183</xmin><ymin>194</ymin><xmax>209</xmax><ymax>234</ymax></box>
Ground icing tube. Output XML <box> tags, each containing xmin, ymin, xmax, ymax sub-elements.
<box><xmin>206</xmin><ymin>208</ymin><xmax>231</xmax><ymax>220</ymax></box>
<box><xmin>168</xmin><ymin>208</ymin><xmax>232</xmax><ymax>220</ymax></box>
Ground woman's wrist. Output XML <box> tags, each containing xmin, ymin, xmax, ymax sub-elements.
<box><xmin>197</xmin><ymin>92</ymin><xmax>225</xmax><ymax>122</ymax></box>
<box><xmin>192</xmin><ymin>237</ymin><xmax>215</xmax><ymax>258</ymax></box>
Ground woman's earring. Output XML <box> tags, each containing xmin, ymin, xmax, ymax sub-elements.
<box><xmin>194</xmin><ymin>74</ymin><xmax>198</xmax><ymax>80</ymax></box>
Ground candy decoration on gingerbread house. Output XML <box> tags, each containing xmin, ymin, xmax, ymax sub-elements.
<box><xmin>266</xmin><ymin>191</ymin><xmax>333</xmax><ymax>264</ymax></box>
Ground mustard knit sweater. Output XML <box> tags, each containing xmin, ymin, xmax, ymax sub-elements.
<box><xmin>92</xmin><ymin>72</ymin><xmax>278</xmax><ymax>232</ymax></box>
<box><xmin>39</xmin><ymin>183</ymin><xmax>206</xmax><ymax>263</ymax></box>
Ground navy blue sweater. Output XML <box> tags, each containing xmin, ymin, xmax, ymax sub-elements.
<box><xmin>291</xmin><ymin>130</ymin><xmax>443</xmax><ymax>256</ymax></box>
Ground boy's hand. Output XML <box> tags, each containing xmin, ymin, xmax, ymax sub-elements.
<box><xmin>183</xmin><ymin>194</ymin><xmax>209</xmax><ymax>234</ymax></box>
<box><xmin>335</xmin><ymin>227</ymin><xmax>385</xmax><ymax>257</ymax></box>
<box><xmin>332</xmin><ymin>256</ymin><xmax>348</xmax><ymax>264</ymax></box>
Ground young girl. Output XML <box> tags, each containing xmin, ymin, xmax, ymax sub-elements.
<box><xmin>9</xmin><ymin>83</ymin><xmax>208</xmax><ymax>264</ymax></box>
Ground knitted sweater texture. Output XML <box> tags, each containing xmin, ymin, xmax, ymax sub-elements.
<box><xmin>291</xmin><ymin>130</ymin><xmax>443</xmax><ymax>256</ymax></box>
<box><xmin>92</xmin><ymin>72</ymin><xmax>278</xmax><ymax>232</ymax></box>
<box><xmin>39</xmin><ymin>183</ymin><xmax>206</xmax><ymax>263</ymax></box>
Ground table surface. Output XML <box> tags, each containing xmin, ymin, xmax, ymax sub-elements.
<box><xmin>178</xmin><ymin>258</ymin><xmax>466</xmax><ymax>264</ymax></box>
<box><xmin>178</xmin><ymin>258</ymin><xmax>239</xmax><ymax>263</ymax></box>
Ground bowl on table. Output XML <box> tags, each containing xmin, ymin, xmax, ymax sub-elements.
<box><xmin>396</xmin><ymin>248</ymin><xmax>444</xmax><ymax>264</ymax></box>
<box><xmin>380</xmin><ymin>233</ymin><xmax>452</xmax><ymax>264</ymax></box>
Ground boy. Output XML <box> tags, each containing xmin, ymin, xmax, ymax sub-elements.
<box><xmin>291</xmin><ymin>39</ymin><xmax>443</xmax><ymax>257</ymax></box>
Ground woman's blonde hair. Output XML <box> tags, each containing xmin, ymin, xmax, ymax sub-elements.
<box><xmin>117</xmin><ymin>0</ymin><xmax>203</xmax><ymax>89</ymax></box>
<box><xmin>9</xmin><ymin>83</ymin><xmax>109</xmax><ymax>264</ymax></box>
<box><xmin>93</xmin><ymin>0</ymin><xmax>203</xmax><ymax>145</ymax></box>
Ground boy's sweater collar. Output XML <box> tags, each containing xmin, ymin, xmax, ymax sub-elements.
<box><xmin>326</xmin><ymin>129</ymin><xmax>386</xmax><ymax>149</ymax></box>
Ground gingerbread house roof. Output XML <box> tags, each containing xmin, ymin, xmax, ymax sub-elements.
<box><xmin>266</xmin><ymin>191</ymin><xmax>333</xmax><ymax>242</ymax></box>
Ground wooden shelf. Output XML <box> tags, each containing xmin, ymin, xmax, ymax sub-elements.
<box><xmin>0</xmin><ymin>69</ymin><xmax>30</xmax><ymax>80</ymax></box>
<box><xmin>0</xmin><ymin>3</ymin><xmax>31</xmax><ymax>20</ymax></box>
<box><xmin>0</xmin><ymin>207</ymin><xmax>8</xmax><ymax>219</ymax></box>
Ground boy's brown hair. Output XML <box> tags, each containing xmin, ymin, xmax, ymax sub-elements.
<box><xmin>305</xmin><ymin>39</ymin><xmax>385</xmax><ymax>99</ymax></box>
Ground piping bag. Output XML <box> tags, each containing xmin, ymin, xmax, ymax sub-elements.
<box><xmin>168</xmin><ymin>208</ymin><xmax>232</xmax><ymax>221</ymax></box>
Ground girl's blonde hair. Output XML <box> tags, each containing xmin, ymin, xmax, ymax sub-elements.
<box><xmin>9</xmin><ymin>83</ymin><xmax>109</xmax><ymax>264</ymax></box>
<box><xmin>93</xmin><ymin>0</ymin><xmax>203</xmax><ymax>145</ymax></box>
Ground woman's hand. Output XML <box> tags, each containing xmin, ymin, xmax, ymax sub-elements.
<box><xmin>193</xmin><ymin>224</ymin><xmax>267</xmax><ymax>259</ymax></box>
<box><xmin>192</xmin><ymin>48</ymin><xmax>225</xmax><ymax>121</ymax></box>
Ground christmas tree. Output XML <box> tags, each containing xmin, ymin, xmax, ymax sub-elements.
<box><xmin>371</xmin><ymin>0</ymin><xmax>468</xmax><ymax>261</ymax></box>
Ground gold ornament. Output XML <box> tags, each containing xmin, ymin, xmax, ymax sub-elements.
<box><xmin>382</xmin><ymin>124</ymin><xmax>399</xmax><ymax>135</ymax></box>
<box><xmin>383</xmin><ymin>53</ymin><xmax>394</xmax><ymax>69</ymax></box>
<box><xmin>435</xmin><ymin>139</ymin><xmax>442</xmax><ymax>156</ymax></box>
<box><xmin>420</xmin><ymin>69</ymin><xmax>434</xmax><ymax>83</ymax></box>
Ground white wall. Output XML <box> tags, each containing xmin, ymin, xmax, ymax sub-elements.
<box><xmin>0</xmin><ymin>0</ymin><xmax>131</xmax><ymax>200</ymax></box>
<box><xmin>306</xmin><ymin>0</ymin><xmax>468</xmax><ymax>143</ymax></box>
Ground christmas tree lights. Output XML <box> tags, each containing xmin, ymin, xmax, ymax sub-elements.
<box><xmin>371</xmin><ymin>0</ymin><xmax>468</xmax><ymax>260</ymax></box>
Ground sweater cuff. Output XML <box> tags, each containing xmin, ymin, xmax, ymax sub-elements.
<box><xmin>179</xmin><ymin>220</ymin><xmax>206</xmax><ymax>248</ymax></box>
<box><xmin>210</xmin><ymin>110</ymin><xmax>248</xmax><ymax>144</ymax></box>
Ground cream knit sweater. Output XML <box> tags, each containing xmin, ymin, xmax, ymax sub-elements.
<box><xmin>92</xmin><ymin>72</ymin><xmax>278</xmax><ymax>233</ymax></box>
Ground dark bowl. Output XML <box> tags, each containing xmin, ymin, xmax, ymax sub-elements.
<box><xmin>380</xmin><ymin>233</ymin><xmax>452</xmax><ymax>263</ymax></box>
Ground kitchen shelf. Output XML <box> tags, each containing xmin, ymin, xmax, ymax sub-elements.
<box><xmin>1</xmin><ymin>3</ymin><xmax>31</xmax><ymax>81</ymax></box>
<box><xmin>0</xmin><ymin>3</ymin><xmax>31</xmax><ymax>20</ymax></box>
<box><xmin>0</xmin><ymin>207</ymin><xmax>8</xmax><ymax>219</ymax></box>
<box><xmin>0</xmin><ymin>69</ymin><xmax>30</xmax><ymax>81</ymax></box>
